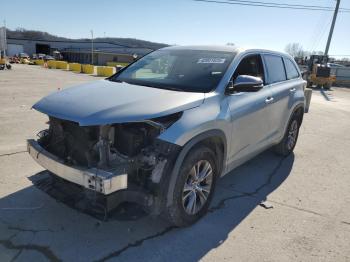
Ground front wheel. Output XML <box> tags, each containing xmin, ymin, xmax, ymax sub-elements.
<box><xmin>165</xmin><ymin>145</ymin><xmax>218</xmax><ymax>227</ymax></box>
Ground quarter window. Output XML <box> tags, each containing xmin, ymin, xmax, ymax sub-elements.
<box><xmin>284</xmin><ymin>58</ymin><xmax>300</xmax><ymax>80</ymax></box>
<box><xmin>264</xmin><ymin>55</ymin><xmax>286</xmax><ymax>84</ymax></box>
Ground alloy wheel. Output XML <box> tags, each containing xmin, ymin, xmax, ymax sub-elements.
<box><xmin>182</xmin><ymin>160</ymin><xmax>213</xmax><ymax>215</ymax></box>
<box><xmin>287</xmin><ymin>120</ymin><xmax>298</xmax><ymax>150</ymax></box>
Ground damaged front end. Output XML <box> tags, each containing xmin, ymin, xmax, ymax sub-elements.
<box><xmin>27</xmin><ymin>112</ymin><xmax>182</xmax><ymax>213</ymax></box>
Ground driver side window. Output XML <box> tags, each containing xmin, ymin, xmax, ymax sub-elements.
<box><xmin>233</xmin><ymin>54</ymin><xmax>265</xmax><ymax>84</ymax></box>
<box><xmin>129</xmin><ymin>54</ymin><xmax>176</xmax><ymax>79</ymax></box>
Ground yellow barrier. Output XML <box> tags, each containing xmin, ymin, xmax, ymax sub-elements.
<box><xmin>35</xmin><ymin>59</ymin><xmax>44</xmax><ymax>65</ymax></box>
<box><xmin>96</xmin><ymin>66</ymin><xmax>105</xmax><ymax>76</ymax></box>
<box><xmin>68</xmin><ymin>63</ymin><xmax>82</xmax><ymax>72</ymax></box>
<box><xmin>106</xmin><ymin>61</ymin><xmax>129</xmax><ymax>67</ymax></box>
<box><xmin>56</xmin><ymin>61</ymin><xmax>68</xmax><ymax>70</ymax></box>
<box><xmin>47</xmin><ymin>60</ymin><xmax>57</xmax><ymax>69</ymax></box>
<box><xmin>82</xmin><ymin>64</ymin><xmax>94</xmax><ymax>74</ymax></box>
<box><xmin>104</xmin><ymin>66</ymin><xmax>114</xmax><ymax>77</ymax></box>
<box><xmin>97</xmin><ymin>66</ymin><xmax>115</xmax><ymax>77</ymax></box>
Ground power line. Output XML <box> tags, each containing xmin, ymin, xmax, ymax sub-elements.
<box><xmin>194</xmin><ymin>0</ymin><xmax>350</xmax><ymax>12</ymax></box>
<box><xmin>310</xmin><ymin>14</ymin><xmax>333</xmax><ymax>52</ymax></box>
<box><xmin>223</xmin><ymin>0</ymin><xmax>350</xmax><ymax>11</ymax></box>
<box><xmin>307</xmin><ymin>12</ymin><xmax>328</xmax><ymax>51</ymax></box>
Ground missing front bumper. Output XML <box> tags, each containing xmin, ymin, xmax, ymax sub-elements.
<box><xmin>27</xmin><ymin>139</ymin><xmax>128</xmax><ymax>195</ymax></box>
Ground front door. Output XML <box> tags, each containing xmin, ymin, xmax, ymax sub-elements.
<box><xmin>225</xmin><ymin>54</ymin><xmax>274</xmax><ymax>167</ymax></box>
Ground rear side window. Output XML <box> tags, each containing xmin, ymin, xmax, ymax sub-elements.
<box><xmin>284</xmin><ymin>58</ymin><xmax>300</xmax><ymax>79</ymax></box>
<box><xmin>264</xmin><ymin>55</ymin><xmax>286</xmax><ymax>84</ymax></box>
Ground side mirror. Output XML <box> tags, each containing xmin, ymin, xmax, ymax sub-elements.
<box><xmin>227</xmin><ymin>75</ymin><xmax>263</xmax><ymax>94</ymax></box>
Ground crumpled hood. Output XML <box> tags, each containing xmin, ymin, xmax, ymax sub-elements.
<box><xmin>33</xmin><ymin>80</ymin><xmax>205</xmax><ymax>126</ymax></box>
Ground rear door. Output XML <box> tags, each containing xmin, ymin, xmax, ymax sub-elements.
<box><xmin>262</xmin><ymin>54</ymin><xmax>291</xmax><ymax>141</ymax></box>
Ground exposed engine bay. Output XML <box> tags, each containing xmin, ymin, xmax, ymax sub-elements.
<box><xmin>37</xmin><ymin>113</ymin><xmax>182</xmax><ymax>190</ymax></box>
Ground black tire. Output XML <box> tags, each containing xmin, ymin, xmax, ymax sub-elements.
<box><xmin>274</xmin><ymin>112</ymin><xmax>301</xmax><ymax>156</ymax></box>
<box><xmin>323</xmin><ymin>83</ymin><xmax>331</xmax><ymax>90</ymax></box>
<box><xmin>165</xmin><ymin>145</ymin><xmax>218</xmax><ymax>227</ymax></box>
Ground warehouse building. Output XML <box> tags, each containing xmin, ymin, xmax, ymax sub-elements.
<box><xmin>6</xmin><ymin>38</ymin><xmax>152</xmax><ymax>65</ymax></box>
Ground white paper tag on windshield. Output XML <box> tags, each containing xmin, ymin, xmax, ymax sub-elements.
<box><xmin>197</xmin><ymin>58</ymin><xmax>226</xmax><ymax>64</ymax></box>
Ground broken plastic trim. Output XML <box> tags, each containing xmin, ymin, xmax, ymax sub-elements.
<box><xmin>140</xmin><ymin>119</ymin><xmax>167</xmax><ymax>132</ymax></box>
<box><xmin>145</xmin><ymin>112</ymin><xmax>183</xmax><ymax>132</ymax></box>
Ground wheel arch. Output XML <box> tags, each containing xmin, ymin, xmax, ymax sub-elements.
<box><xmin>164</xmin><ymin>129</ymin><xmax>227</xmax><ymax>207</ymax></box>
<box><xmin>284</xmin><ymin>103</ymin><xmax>304</xmax><ymax>137</ymax></box>
<box><xmin>291</xmin><ymin>103</ymin><xmax>304</xmax><ymax>125</ymax></box>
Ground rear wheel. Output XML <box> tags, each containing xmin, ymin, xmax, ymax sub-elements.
<box><xmin>165</xmin><ymin>145</ymin><xmax>218</xmax><ymax>227</ymax></box>
<box><xmin>274</xmin><ymin>113</ymin><xmax>301</xmax><ymax>156</ymax></box>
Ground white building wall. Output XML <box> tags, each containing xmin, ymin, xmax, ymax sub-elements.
<box><xmin>7</xmin><ymin>44</ymin><xmax>24</xmax><ymax>56</ymax></box>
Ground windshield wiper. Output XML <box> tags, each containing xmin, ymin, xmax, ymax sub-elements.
<box><xmin>109</xmin><ymin>79</ymin><xmax>184</xmax><ymax>92</ymax></box>
<box><xmin>135</xmin><ymin>83</ymin><xmax>183</xmax><ymax>91</ymax></box>
<box><xmin>161</xmin><ymin>86</ymin><xmax>184</xmax><ymax>91</ymax></box>
<box><xmin>109</xmin><ymin>78</ymin><xmax>124</xmax><ymax>83</ymax></box>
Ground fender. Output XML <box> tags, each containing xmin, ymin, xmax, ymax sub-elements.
<box><xmin>279</xmin><ymin>103</ymin><xmax>305</xmax><ymax>144</ymax></box>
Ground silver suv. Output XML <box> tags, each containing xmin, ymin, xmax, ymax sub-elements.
<box><xmin>28</xmin><ymin>45</ymin><xmax>307</xmax><ymax>226</ymax></box>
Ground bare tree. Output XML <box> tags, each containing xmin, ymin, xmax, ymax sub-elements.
<box><xmin>285</xmin><ymin>43</ymin><xmax>305</xmax><ymax>58</ymax></box>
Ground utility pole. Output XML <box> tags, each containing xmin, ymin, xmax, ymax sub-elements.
<box><xmin>3</xmin><ymin>20</ymin><xmax>6</xmax><ymax>57</ymax></box>
<box><xmin>90</xmin><ymin>30</ymin><xmax>94</xmax><ymax>65</ymax></box>
<box><xmin>324</xmin><ymin>0</ymin><xmax>340</xmax><ymax>56</ymax></box>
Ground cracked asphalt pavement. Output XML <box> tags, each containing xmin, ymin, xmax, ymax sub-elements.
<box><xmin>1</xmin><ymin>64</ymin><xmax>350</xmax><ymax>262</ymax></box>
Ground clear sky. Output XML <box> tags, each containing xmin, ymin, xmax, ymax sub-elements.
<box><xmin>2</xmin><ymin>0</ymin><xmax>350</xmax><ymax>57</ymax></box>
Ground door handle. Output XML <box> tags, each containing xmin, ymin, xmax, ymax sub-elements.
<box><xmin>290</xmin><ymin>87</ymin><xmax>296</xmax><ymax>92</ymax></box>
<box><xmin>265</xmin><ymin>97</ymin><xmax>274</xmax><ymax>104</ymax></box>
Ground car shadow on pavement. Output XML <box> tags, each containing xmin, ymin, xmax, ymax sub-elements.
<box><xmin>319</xmin><ymin>88</ymin><xmax>333</xmax><ymax>101</ymax></box>
<box><xmin>0</xmin><ymin>150</ymin><xmax>294</xmax><ymax>262</ymax></box>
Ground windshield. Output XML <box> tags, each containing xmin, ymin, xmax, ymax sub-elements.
<box><xmin>109</xmin><ymin>49</ymin><xmax>236</xmax><ymax>92</ymax></box>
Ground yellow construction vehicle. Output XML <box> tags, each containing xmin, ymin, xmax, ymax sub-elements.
<box><xmin>306</xmin><ymin>55</ymin><xmax>336</xmax><ymax>90</ymax></box>
<box><xmin>0</xmin><ymin>57</ymin><xmax>12</xmax><ymax>70</ymax></box>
